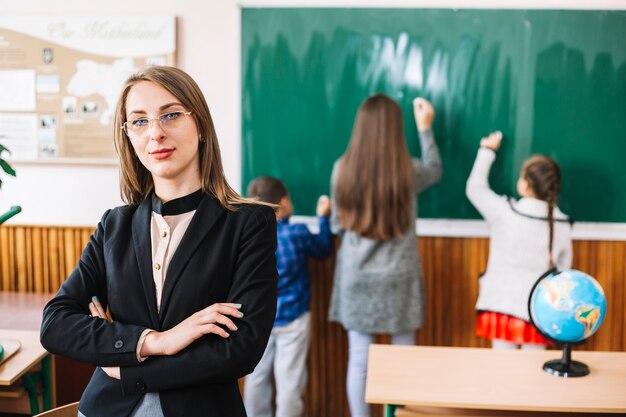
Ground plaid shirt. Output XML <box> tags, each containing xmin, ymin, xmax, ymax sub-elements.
<box><xmin>274</xmin><ymin>216</ymin><xmax>332</xmax><ymax>326</ymax></box>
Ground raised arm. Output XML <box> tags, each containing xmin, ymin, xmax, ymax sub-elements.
<box><xmin>119</xmin><ymin>206</ymin><xmax>278</xmax><ymax>394</ymax></box>
<box><xmin>412</xmin><ymin>98</ymin><xmax>442</xmax><ymax>193</ymax></box>
<box><xmin>465</xmin><ymin>131</ymin><xmax>509</xmax><ymax>222</ymax></box>
<box><xmin>40</xmin><ymin>210</ymin><xmax>148</xmax><ymax>367</ymax></box>
<box><xmin>303</xmin><ymin>195</ymin><xmax>333</xmax><ymax>259</ymax></box>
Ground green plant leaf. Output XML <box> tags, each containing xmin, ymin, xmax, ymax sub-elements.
<box><xmin>0</xmin><ymin>159</ymin><xmax>16</xmax><ymax>176</ymax></box>
<box><xmin>0</xmin><ymin>144</ymin><xmax>9</xmax><ymax>154</ymax></box>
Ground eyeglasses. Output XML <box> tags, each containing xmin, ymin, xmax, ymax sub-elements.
<box><xmin>122</xmin><ymin>111</ymin><xmax>192</xmax><ymax>137</ymax></box>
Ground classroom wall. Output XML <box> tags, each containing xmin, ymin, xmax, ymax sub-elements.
<box><xmin>2</xmin><ymin>0</ymin><xmax>625</xmax><ymax>228</ymax></box>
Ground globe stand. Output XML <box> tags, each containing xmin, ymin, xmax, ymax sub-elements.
<box><xmin>543</xmin><ymin>343</ymin><xmax>589</xmax><ymax>377</ymax></box>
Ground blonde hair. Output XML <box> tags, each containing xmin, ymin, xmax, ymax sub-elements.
<box><xmin>335</xmin><ymin>94</ymin><xmax>414</xmax><ymax>240</ymax></box>
<box><xmin>113</xmin><ymin>66</ymin><xmax>253</xmax><ymax>210</ymax></box>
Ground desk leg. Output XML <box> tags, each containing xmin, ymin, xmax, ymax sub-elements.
<box><xmin>22</xmin><ymin>373</ymin><xmax>40</xmax><ymax>415</ymax></box>
<box><xmin>21</xmin><ymin>354</ymin><xmax>53</xmax><ymax>415</ymax></box>
<box><xmin>385</xmin><ymin>404</ymin><xmax>403</xmax><ymax>417</ymax></box>
<box><xmin>42</xmin><ymin>355</ymin><xmax>52</xmax><ymax>410</ymax></box>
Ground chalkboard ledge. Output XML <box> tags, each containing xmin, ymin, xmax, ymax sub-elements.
<box><xmin>290</xmin><ymin>216</ymin><xmax>626</xmax><ymax>241</ymax></box>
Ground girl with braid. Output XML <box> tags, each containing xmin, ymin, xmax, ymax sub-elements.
<box><xmin>466</xmin><ymin>131</ymin><xmax>573</xmax><ymax>350</ymax></box>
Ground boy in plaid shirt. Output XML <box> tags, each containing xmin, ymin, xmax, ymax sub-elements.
<box><xmin>244</xmin><ymin>176</ymin><xmax>332</xmax><ymax>417</ymax></box>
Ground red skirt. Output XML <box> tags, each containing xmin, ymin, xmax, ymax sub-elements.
<box><xmin>476</xmin><ymin>311</ymin><xmax>551</xmax><ymax>345</ymax></box>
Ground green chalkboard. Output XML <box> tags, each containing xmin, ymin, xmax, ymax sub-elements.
<box><xmin>242</xmin><ymin>9</ymin><xmax>626</xmax><ymax>222</ymax></box>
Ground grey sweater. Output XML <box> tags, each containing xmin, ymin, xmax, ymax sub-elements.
<box><xmin>328</xmin><ymin>129</ymin><xmax>442</xmax><ymax>334</ymax></box>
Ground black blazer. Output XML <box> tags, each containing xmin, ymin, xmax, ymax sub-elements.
<box><xmin>40</xmin><ymin>194</ymin><xmax>278</xmax><ymax>417</ymax></box>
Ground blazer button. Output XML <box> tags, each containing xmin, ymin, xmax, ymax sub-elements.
<box><xmin>114</xmin><ymin>340</ymin><xmax>124</xmax><ymax>349</ymax></box>
<box><xmin>136</xmin><ymin>381</ymin><xmax>146</xmax><ymax>393</ymax></box>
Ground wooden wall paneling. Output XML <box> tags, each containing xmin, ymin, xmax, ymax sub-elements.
<box><xmin>61</xmin><ymin>229</ymin><xmax>70</xmax><ymax>282</ymax></box>
<box><xmin>477</xmin><ymin>239</ymin><xmax>491</xmax><ymax>348</ymax></box>
<box><xmin>572</xmin><ymin>241</ymin><xmax>609</xmax><ymax>352</ymax></box>
<box><xmin>611</xmin><ymin>242</ymin><xmax>624</xmax><ymax>351</ymax></box>
<box><xmin>8</xmin><ymin>228</ymin><xmax>16</xmax><ymax>291</ymax></box>
<box><xmin>461</xmin><ymin>238</ymin><xmax>476</xmax><ymax>347</ymax></box>
<box><xmin>73</xmin><ymin>230</ymin><xmax>81</xmax><ymax>261</ymax></box>
<box><xmin>574</xmin><ymin>240</ymin><xmax>596</xmax><ymax>277</ymax></box>
<box><xmin>63</xmin><ymin>229</ymin><xmax>75</xmax><ymax>281</ymax></box>
<box><xmin>579</xmin><ymin>241</ymin><xmax>598</xmax><ymax>351</ymax></box>
<box><xmin>0</xmin><ymin>227</ymin><xmax>10</xmax><ymax>290</ymax></box>
<box><xmin>596</xmin><ymin>241</ymin><xmax>612</xmax><ymax>351</ymax></box>
<box><xmin>14</xmin><ymin>227</ymin><xmax>26</xmax><ymax>291</ymax></box>
<box><xmin>33</xmin><ymin>227</ymin><xmax>44</xmax><ymax>293</ymax></box>
<box><xmin>48</xmin><ymin>228</ymin><xmax>59</xmax><ymax>292</ymax></box>
<box><xmin>422</xmin><ymin>237</ymin><xmax>439</xmax><ymax>345</ymax></box>
<box><xmin>307</xmin><ymin>261</ymin><xmax>319</xmax><ymax>417</ymax></box>
<box><xmin>416</xmin><ymin>237</ymin><xmax>435</xmax><ymax>346</ymax></box>
<box><xmin>309</xmin><ymin>258</ymin><xmax>324</xmax><ymax>417</ymax></box>
<box><xmin>610</xmin><ymin>242</ymin><xmax>622</xmax><ymax>351</ymax></box>
<box><xmin>42</xmin><ymin>229</ymin><xmax>51</xmax><ymax>293</ymax></box>
<box><xmin>448</xmin><ymin>238</ymin><xmax>464</xmax><ymax>347</ymax></box>
<box><xmin>326</xmin><ymin>255</ymin><xmax>349</xmax><ymax>417</ymax></box>
<box><xmin>433</xmin><ymin>237</ymin><xmax>447</xmax><ymax>346</ymax></box>
<box><xmin>27</xmin><ymin>228</ymin><xmax>34</xmax><ymax>291</ymax></box>
<box><xmin>460</xmin><ymin>237</ymin><xmax>473</xmax><ymax>347</ymax></box>
<box><xmin>603</xmin><ymin>241</ymin><xmax>624</xmax><ymax>352</ymax></box>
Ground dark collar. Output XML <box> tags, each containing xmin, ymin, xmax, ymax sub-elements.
<box><xmin>151</xmin><ymin>189</ymin><xmax>204</xmax><ymax>216</ymax></box>
<box><xmin>507</xmin><ymin>198</ymin><xmax>574</xmax><ymax>225</ymax></box>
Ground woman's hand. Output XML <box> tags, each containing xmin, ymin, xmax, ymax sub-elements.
<box><xmin>480</xmin><ymin>131</ymin><xmax>503</xmax><ymax>151</ymax></box>
<box><xmin>89</xmin><ymin>296</ymin><xmax>120</xmax><ymax>379</ymax></box>
<box><xmin>141</xmin><ymin>303</ymin><xmax>243</xmax><ymax>357</ymax></box>
<box><xmin>89</xmin><ymin>296</ymin><xmax>111</xmax><ymax>323</ymax></box>
<box><xmin>413</xmin><ymin>97</ymin><xmax>435</xmax><ymax>132</ymax></box>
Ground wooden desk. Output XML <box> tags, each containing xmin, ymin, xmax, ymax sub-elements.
<box><xmin>0</xmin><ymin>292</ymin><xmax>56</xmax><ymax>415</ymax></box>
<box><xmin>366</xmin><ymin>345</ymin><xmax>626</xmax><ymax>416</ymax></box>
<box><xmin>0</xmin><ymin>329</ymin><xmax>53</xmax><ymax>415</ymax></box>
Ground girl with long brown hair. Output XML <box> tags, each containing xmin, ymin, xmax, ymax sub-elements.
<box><xmin>328</xmin><ymin>94</ymin><xmax>442</xmax><ymax>417</ymax></box>
<box><xmin>466</xmin><ymin>131</ymin><xmax>573</xmax><ymax>350</ymax></box>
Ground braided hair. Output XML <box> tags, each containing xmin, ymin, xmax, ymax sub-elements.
<box><xmin>521</xmin><ymin>156</ymin><xmax>561</xmax><ymax>268</ymax></box>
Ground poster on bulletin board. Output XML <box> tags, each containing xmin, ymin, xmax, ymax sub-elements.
<box><xmin>0</xmin><ymin>16</ymin><xmax>176</xmax><ymax>161</ymax></box>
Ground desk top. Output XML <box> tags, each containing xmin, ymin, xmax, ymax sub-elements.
<box><xmin>0</xmin><ymin>291</ymin><xmax>53</xmax><ymax>330</ymax></box>
<box><xmin>366</xmin><ymin>345</ymin><xmax>626</xmax><ymax>413</ymax></box>
<box><xmin>0</xmin><ymin>329</ymin><xmax>47</xmax><ymax>386</ymax></box>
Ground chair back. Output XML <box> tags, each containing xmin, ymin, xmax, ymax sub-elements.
<box><xmin>34</xmin><ymin>401</ymin><xmax>79</xmax><ymax>417</ymax></box>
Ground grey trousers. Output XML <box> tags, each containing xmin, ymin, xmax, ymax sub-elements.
<box><xmin>78</xmin><ymin>392</ymin><xmax>164</xmax><ymax>417</ymax></box>
<box><xmin>244</xmin><ymin>312</ymin><xmax>311</xmax><ymax>417</ymax></box>
<box><xmin>347</xmin><ymin>330</ymin><xmax>415</xmax><ymax>417</ymax></box>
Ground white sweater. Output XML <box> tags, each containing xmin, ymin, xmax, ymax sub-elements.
<box><xmin>466</xmin><ymin>148</ymin><xmax>573</xmax><ymax>321</ymax></box>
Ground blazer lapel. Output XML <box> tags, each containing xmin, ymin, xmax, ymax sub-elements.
<box><xmin>132</xmin><ymin>197</ymin><xmax>161</xmax><ymax>329</ymax></box>
<box><xmin>158</xmin><ymin>194</ymin><xmax>225</xmax><ymax>320</ymax></box>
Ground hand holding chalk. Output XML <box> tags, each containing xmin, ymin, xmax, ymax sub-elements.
<box><xmin>413</xmin><ymin>97</ymin><xmax>435</xmax><ymax>132</ymax></box>
<box><xmin>480</xmin><ymin>131</ymin><xmax>503</xmax><ymax>152</ymax></box>
<box><xmin>316</xmin><ymin>195</ymin><xmax>331</xmax><ymax>217</ymax></box>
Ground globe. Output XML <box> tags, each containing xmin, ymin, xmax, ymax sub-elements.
<box><xmin>528</xmin><ymin>269</ymin><xmax>607</xmax><ymax>377</ymax></box>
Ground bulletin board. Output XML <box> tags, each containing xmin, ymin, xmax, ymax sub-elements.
<box><xmin>0</xmin><ymin>16</ymin><xmax>176</xmax><ymax>161</ymax></box>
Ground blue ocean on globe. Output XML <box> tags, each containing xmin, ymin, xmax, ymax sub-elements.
<box><xmin>529</xmin><ymin>269</ymin><xmax>607</xmax><ymax>343</ymax></box>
